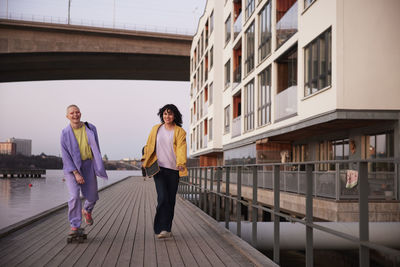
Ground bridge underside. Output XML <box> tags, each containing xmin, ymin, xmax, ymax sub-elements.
<box><xmin>0</xmin><ymin>52</ymin><xmax>189</xmax><ymax>82</ymax></box>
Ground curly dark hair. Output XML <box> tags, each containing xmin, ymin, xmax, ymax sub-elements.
<box><xmin>157</xmin><ymin>104</ymin><xmax>183</xmax><ymax>127</ymax></box>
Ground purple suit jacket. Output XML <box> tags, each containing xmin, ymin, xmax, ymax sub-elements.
<box><xmin>60</xmin><ymin>122</ymin><xmax>108</xmax><ymax>179</ymax></box>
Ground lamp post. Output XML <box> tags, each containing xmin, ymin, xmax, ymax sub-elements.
<box><xmin>68</xmin><ymin>0</ymin><xmax>71</xmax><ymax>24</ymax></box>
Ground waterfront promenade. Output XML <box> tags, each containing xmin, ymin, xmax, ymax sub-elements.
<box><xmin>0</xmin><ymin>176</ymin><xmax>276</xmax><ymax>267</ymax></box>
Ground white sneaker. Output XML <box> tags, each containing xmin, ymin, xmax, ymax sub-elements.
<box><xmin>157</xmin><ymin>231</ymin><xmax>172</xmax><ymax>239</ymax></box>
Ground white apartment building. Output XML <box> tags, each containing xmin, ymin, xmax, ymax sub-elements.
<box><xmin>190</xmin><ymin>0</ymin><xmax>400</xmax><ymax>169</ymax></box>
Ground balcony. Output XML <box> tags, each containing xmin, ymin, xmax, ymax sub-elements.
<box><xmin>204</xmin><ymin>102</ymin><xmax>208</xmax><ymax>115</ymax></box>
<box><xmin>203</xmin><ymin>135</ymin><xmax>208</xmax><ymax>149</ymax></box>
<box><xmin>233</xmin><ymin>12</ymin><xmax>242</xmax><ymax>40</ymax></box>
<box><xmin>275</xmin><ymin>85</ymin><xmax>297</xmax><ymax>121</ymax></box>
<box><xmin>233</xmin><ymin>64</ymin><xmax>241</xmax><ymax>84</ymax></box>
<box><xmin>232</xmin><ymin>116</ymin><xmax>241</xmax><ymax>138</ymax></box>
<box><xmin>276</xmin><ymin>1</ymin><xmax>298</xmax><ymax>47</ymax></box>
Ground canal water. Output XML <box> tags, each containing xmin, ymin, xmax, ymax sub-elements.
<box><xmin>0</xmin><ymin>169</ymin><xmax>141</xmax><ymax>229</ymax></box>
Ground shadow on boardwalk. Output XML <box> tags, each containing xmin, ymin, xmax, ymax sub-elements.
<box><xmin>0</xmin><ymin>176</ymin><xmax>277</xmax><ymax>266</ymax></box>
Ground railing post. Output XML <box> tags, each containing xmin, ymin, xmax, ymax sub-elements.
<box><xmin>199</xmin><ymin>167</ymin><xmax>203</xmax><ymax>209</ymax></box>
<box><xmin>306</xmin><ymin>163</ymin><xmax>314</xmax><ymax>267</ymax></box>
<box><xmin>210</xmin><ymin>167</ymin><xmax>214</xmax><ymax>217</ymax></box>
<box><xmin>225</xmin><ymin>167</ymin><xmax>231</xmax><ymax>229</ymax></box>
<box><xmin>359</xmin><ymin>161</ymin><xmax>369</xmax><ymax>267</ymax></box>
<box><xmin>273</xmin><ymin>165</ymin><xmax>280</xmax><ymax>264</ymax></box>
<box><xmin>195</xmin><ymin>168</ymin><xmax>199</xmax><ymax>207</ymax></box>
<box><xmin>216</xmin><ymin>167</ymin><xmax>221</xmax><ymax>221</ymax></box>
<box><xmin>335</xmin><ymin>163</ymin><xmax>340</xmax><ymax>200</ymax></box>
<box><xmin>236</xmin><ymin>166</ymin><xmax>242</xmax><ymax>237</ymax></box>
<box><xmin>252</xmin><ymin>165</ymin><xmax>258</xmax><ymax>247</ymax></box>
<box><xmin>204</xmin><ymin>167</ymin><xmax>208</xmax><ymax>213</ymax></box>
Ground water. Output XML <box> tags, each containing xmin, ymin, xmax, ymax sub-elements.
<box><xmin>0</xmin><ymin>169</ymin><xmax>141</xmax><ymax>229</ymax></box>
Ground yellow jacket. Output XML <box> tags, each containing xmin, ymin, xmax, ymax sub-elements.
<box><xmin>141</xmin><ymin>124</ymin><xmax>188</xmax><ymax>177</ymax></box>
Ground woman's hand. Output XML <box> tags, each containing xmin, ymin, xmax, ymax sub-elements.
<box><xmin>177</xmin><ymin>166</ymin><xmax>185</xmax><ymax>172</ymax></box>
<box><xmin>74</xmin><ymin>172</ymin><xmax>85</xmax><ymax>184</ymax></box>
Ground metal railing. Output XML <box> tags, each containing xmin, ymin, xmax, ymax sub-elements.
<box><xmin>0</xmin><ymin>13</ymin><xmax>194</xmax><ymax>36</ymax></box>
<box><xmin>178</xmin><ymin>159</ymin><xmax>400</xmax><ymax>267</ymax></box>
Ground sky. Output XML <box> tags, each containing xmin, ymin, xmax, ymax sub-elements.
<box><xmin>0</xmin><ymin>0</ymin><xmax>206</xmax><ymax>160</ymax></box>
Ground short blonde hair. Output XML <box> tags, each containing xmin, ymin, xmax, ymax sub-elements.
<box><xmin>66</xmin><ymin>104</ymin><xmax>80</xmax><ymax>114</ymax></box>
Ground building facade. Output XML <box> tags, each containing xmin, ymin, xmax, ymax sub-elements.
<box><xmin>190</xmin><ymin>0</ymin><xmax>400</xmax><ymax>167</ymax></box>
<box><xmin>6</xmin><ymin>138</ymin><xmax>32</xmax><ymax>156</ymax></box>
<box><xmin>0</xmin><ymin>142</ymin><xmax>16</xmax><ymax>155</ymax></box>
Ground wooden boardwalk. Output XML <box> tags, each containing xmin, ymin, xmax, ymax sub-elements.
<box><xmin>0</xmin><ymin>176</ymin><xmax>277</xmax><ymax>267</ymax></box>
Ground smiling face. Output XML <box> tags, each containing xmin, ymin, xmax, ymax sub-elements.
<box><xmin>66</xmin><ymin>106</ymin><xmax>81</xmax><ymax>125</ymax></box>
<box><xmin>163</xmin><ymin>109</ymin><xmax>175</xmax><ymax>125</ymax></box>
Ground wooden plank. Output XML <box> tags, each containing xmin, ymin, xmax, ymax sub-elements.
<box><xmin>101</xmin><ymin>180</ymin><xmax>142</xmax><ymax>266</ymax></box>
<box><xmin>130</xmin><ymin>179</ymin><xmax>146</xmax><ymax>266</ymax></box>
<box><xmin>29</xmin><ymin>180</ymin><xmax>131</xmax><ymax>266</ymax></box>
<box><xmin>60</xmin><ymin>184</ymin><xmax>134</xmax><ymax>266</ymax></box>
<box><xmin>87</xmin><ymin>184</ymin><xmax>138</xmax><ymax>266</ymax></box>
<box><xmin>144</xmin><ymin>180</ymin><xmax>159</xmax><ymax>267</ymax></box>
<box><xmin>46</xmin><ymin>183</ymin><xmax>132</xmax><ymax>266</ymax></box>
<box><xmin>115</xmin><ymin>180</ymin><xmax>144</xmax><ymax>266</ymax></box>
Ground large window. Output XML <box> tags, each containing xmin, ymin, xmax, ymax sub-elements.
<box><xmin>245</xmin><ymin>22</ymin><xmax>255</xmax><ymax>75</ymax></box>
<box><xmin>210</xmin><ymin>46</ymin><xmax>214</xmax><ymax>69</ymax></box>
<box><xmin>224</xmin><ymin>105</ymin><xmax>231</xmax><ymax>134</ymax></box>
<box><xmin>365</xmin><ymin>132</ymin><xmax>394</xmax><ymax>172</ymax></box>
<box><xmin>258</xmin><ymin>66</ymin><xmax>271</xmax><ymax>126</ymax></box>
<box><xmin>304</xmin><ymin>28</ymin><xmax>332</xmax><ymax>96</ymax></box>
<box><xmin>244</xmin><ymin>80</ymin><xmax>254</xmax><ymax>131</ymax></box>
<box><xmin>258</xmin><ymin>1</ymin><xmax>271</xmax><ymax>62</ymax></box>
<box><xmin>245</xmin><ymin>0</ymin><xmax>255</xmax><ymax>21</ymax></box>
<box><xmin>209</xmin><ymin>82</ymin><xmax>213</xmax><ymax>105</ymax></box>
<box><xmin>224</xmin><ymin>59</ymin><xmax>231</xmax><ymax>88</ymax></box>
<box><xmin>209</xmin><ymin>118</ymin><xmax>213</xmax><ymax>141</ymax></box>
<box><xmin>225</xmin><ymin>15</ymin><xmax>231</xmax><ymax>45</ymax></box>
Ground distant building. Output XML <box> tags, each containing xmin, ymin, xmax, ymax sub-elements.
<box><xmin>0</xmin><ymin>142</ymin><xmax>16</xmax><ymax>155</ymax></box>
<box><xmin>6</xmin><ymin>138</ymin><xmax>32</xmax><ymax>156</ymax></box>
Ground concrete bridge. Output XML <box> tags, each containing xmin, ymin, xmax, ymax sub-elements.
<box><xmin>0</xmin><ymin>19</ymin><xmax>192</xmax><ymax>82</ymax></box>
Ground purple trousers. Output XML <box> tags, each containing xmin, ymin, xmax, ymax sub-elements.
<box><xmin>65</xmin><ymin>159</ymin><xmax>99</xmax><ymax>228</ymax></box>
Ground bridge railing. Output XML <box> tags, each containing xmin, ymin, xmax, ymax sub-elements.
<box><xmin>178</xmin><ymin>159</ymin><xmax>400</xmax><ymax>267</ymax></box>
<box><xmin>0</xmin><ymin>12</ymin><xmax>194</xmax><ymax>36</ymax></box>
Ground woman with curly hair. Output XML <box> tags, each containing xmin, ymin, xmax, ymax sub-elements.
<box><xmin>141</xmin><ymin>104</ymin><xmax>187</xmax><ymax>238</ymax></box>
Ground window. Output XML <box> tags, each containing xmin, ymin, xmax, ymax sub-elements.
<box><xmin>258</xmin><ymin>66</ymin><xmax>271</xmax><ymax>126</ymax></box>
<box><xmin>200</xmin><ymin>91</ymin><xmax>204</xmax><ymax>117</ymax></box>
<box><xmin>190</xmin><ymin>133</ymin><xmax>193</xmax><ymax>149</ymax></box>
<box><xmin>365</xmin><ymin>132</ymin><xmax>394</xmax><ymax>172</ymax></box>
<box><xmin>225</xmin><ymin>15</ymin><xmax>232</xmax><ymax>45</ymax></box>
<box><xmin>258</xmin><ymin>1</ymin><xmax>271</xmax><ymax>62</ymax></box>
<box><xmin>210</xmin><ymin>46</ymin><xmax>214</xmax><ymax>69</ymax></box>
<box><xmin>304</xmin><ymin>0</ymin><xmax>315</xmax><ymax>9</ymax></box>
<box><xmin>277</xmin><ymin>45</ymin><xmax>297</xmax><ymax>93</ymax></box>
<box><xmin>209</xmin><ymin>82</ymin><xmax>213</xmax><ymax>105</ymax></box>
<box><xmin>224</xmin><ymin>59</ymin><xmax>231</xmax><ymax>88</ymax></box>
<box><xmin>190</xmin><ymin>108</ymin><xmax>193</xmax><ymax>124</ymax></box>
<box><xmin>196</xmin><ymin>96</ymin><xmax>199</xmax><ymax>120</ymax></box>
<box><xmin>304</xmin><ymin>28</ymin><xmax>332</xmax><ymax>96</ymax></box>
<box><xmin>245</xmin><ymin>22</ymin><xmax>255</xmax><ymax>75</ymax></box>
<box><xmin>245</xmin><ymin>0</ymin><xmax>255</xmax><ymax>21</ymax></box>
<box><xmin>224</xmin><ymin>105</ymin><xmax>231</xmax><ymax>134</ymax></box>
<box><xmin>244</xmin><ymin>80</ymin><xmax>254</xmax><ymax>131</ymax></box>
<box><xmin>210</xmin><ymin>11</ymin><xmax>214</xmax><ymax>34</ymax></box>
<box><xmin>200</xmin><ymin>121</ymin><xmax>203</xmax><ymax>148</ymax></box>
<box><xmin>209</xmin><ymin>118</ymin><xmax>213</xmax><ymax>141</ymax></box>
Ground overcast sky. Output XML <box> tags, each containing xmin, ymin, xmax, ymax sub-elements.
<box><xmin>0</xmin><ymin>0</ymin><xmax>206</xmax><ymax>160</ymax></box>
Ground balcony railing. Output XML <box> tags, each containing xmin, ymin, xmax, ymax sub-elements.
<box><xmin>232</xmin><ymin>116</ymin><xmax>241</xmax><ymax>138</ymax></box>
<box><xmin>233</xmin><ymin>12</ymin><xmax>242</xmax><ymax>40</ymax></box>
<box><xmin>276</xmin><ymin>1</ymin><xmax>298</xmax><ymax>47</ymax></box>
<box><xmin>203</xmin><ymin>135</ymin><xmax>208</xmax><ymax>149</ymax></box>
<box><xmin>233</xmin><ymin>64</ymin><xmax>241</xmax><ymax>84</ymax></box>
<box><xmin>275</xmin><ymin>85</ymin><xmax>297</xmax><ymax>121</ymax></box>
<box><xmin>204</xmin><ymin>102</ymin><xmax>208</xmax><ymax>115</ymax></box>
<box><xmin>181</xmin><ymin>159</ymin><xmax>400</xmax><ymax>266</ymax></box>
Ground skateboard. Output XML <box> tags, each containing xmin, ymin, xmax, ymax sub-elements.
<box><xmin>67</xmin><ymin>228</ymin><xmax>87</xmax><ymax>243</ymax></box>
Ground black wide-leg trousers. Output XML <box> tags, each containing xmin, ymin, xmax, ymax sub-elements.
<box><xmin>153</xmin><ymin>167</ymin><xmax>179</xmax><ymax>234</ymax></box>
